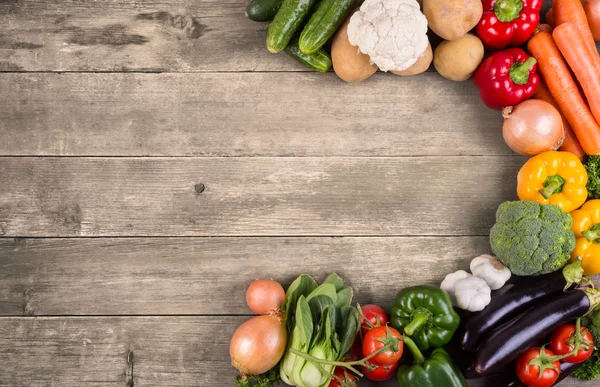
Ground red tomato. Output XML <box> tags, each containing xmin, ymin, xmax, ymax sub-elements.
<box><xmin>328</xmin><ymin>367</ymin><xmax>357</xmax><ymax>387</ymax></box>
<box><xmin>344</xmin><ymin>336</ymin><xmax>362</xmax><ymax>362</ymax></box>
<box><xmin>516</xmin><ymin>347</ymin><xmax>560</xmax><ymax>387</ymax></box>
<box><xmin>362</xmin><ymin>361</ymin><xmax>398</xmax><ymax>381</ymax></box>
<box><xmin>362</xmin><ymin>326</ymin><xmax>403</xmax><ymax>366</ymax></box>
<box><xmin>360</xmin><ymin>305</ymin><xmax>389</xmax><ymax>336</ymax></box>
<box><xmin>550</xmin><ymin>324</ymin><xmax>595</xmax><ymax>363</ymax></box>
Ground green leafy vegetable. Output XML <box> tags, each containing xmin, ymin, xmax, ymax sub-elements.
<box><xmin>573</xmin><ymin>353</ymin><xmax>600</xmax><ymax>380</ymax></box>
<box><xmin>283</xmin><ymin>275</ymin><xmax>318</xmax><ymax>332</ymax></box>
<box><xmin>235</xmin><ymin>367</ymin><xmax>281</xmax><ymax>387</ymax></box>
<box><xmin>574</xmin><ymin>308</ymin><xmax>600</xmax><ymax>380</ymax></box>
<box><xmin>490</xmin><ymin>201</ymin><xmax>575</xmax><ymax>276</ymax></box>
<box><xmin>280</xmin><ymin>273</ymin><xmax>360</xmax><ymax>387</ymax></box>
<box><xmin>585</xmin><ymin>155</ymin><xmax>600</xmax><ymax>199</ymax></box>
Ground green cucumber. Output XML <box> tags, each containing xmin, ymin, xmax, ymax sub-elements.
<box><xmin>284</xmin><ymin>36</ymin><xmax>331</xmax><ymax>72</ymax></box>
<box><xmin>266</xmin><ymin>0</ymin><xmax>318</xmax><ymax>53</ymax></box>
<box><xmin>246</xmin><ymin>0</ymin><xmax>284</xmax><ymax>22</ymax></box>
<box><xmin>299</xmin><ymin>0</ymin><xmax>355</xmax><ymax>54</ymax></box>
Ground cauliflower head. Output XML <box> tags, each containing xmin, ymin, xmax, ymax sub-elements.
<box><xmin>347</xmin><ymin>0</ymin><xmax>429</xmax><ymax>72</ymax></box>
<box><xmin>490</xmin><ymin>201</ymin><xmax>576</xmax><ymax>276</ymax></box>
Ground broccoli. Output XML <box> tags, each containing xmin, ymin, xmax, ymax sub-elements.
<box><xmin>573</xmin><ymin>308</ymin><xmax>600</xmax><ymax>380</ymax></box>
<box><xmin>585</xmin><ymin>155</ymin><xmax>600</xmax><ymax>199</ymax></box>
<box><xmin>489</xmin><ymin>201</ymin><xmax>576</xmax><ymax>276</ymax></box>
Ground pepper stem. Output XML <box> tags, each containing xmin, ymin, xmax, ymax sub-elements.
<box><xmin>509</xmin><ymin>57</ymin><xmax>537</xmax><ymax>85</ymax></box>
<box><xmin>539</xmin><ymin>175</ymin><xmax>566</xmax><ymax>199</ymax></box>
<box><xmin>582</xmin><ymin>227</ymin><xmax>600</xmax><ymax>242</ymax></box>
<box><xmin>494</xmin><ymin>0</ymin><xmax>524</xmax><ymax>22</ymax></box>
<box><xmin>403</xmin><ymin>337</ymin><xmax>426</xmax><ymax>364</ymax></box>
<box><xmin>404</xmin><ymin>311</ymin><xmax>429</xmax><ymax>336</ymax></box>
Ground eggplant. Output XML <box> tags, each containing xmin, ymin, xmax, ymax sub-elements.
<box><xmin>487</xmin><ymin>361</ymin><xmax>582</xmax><ymax>387</ymax></box>
<box><xmin>472</xmin><ymin>288</ymin><xmax>600</xmax><ymax>376</ymax></box>
<box><xmin>459</xmin><ymin>261</ymin><xmax>584</xmax><ymax>353</ymax></box>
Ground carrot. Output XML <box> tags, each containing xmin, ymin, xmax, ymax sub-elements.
<box><xmin>553</xmin><ymin>0</ymin><xmax>597</xmax><ymax>55</ymax></box>
<box><xmin>528</xmin><ymin>31</ymin><xmax>600</xmax><ymax>155</ymax></box>
<box><xmin>546</xmin><ymin>8</ymin><xmax>555</xmax><ymax>27</ymax></box>
<box><xmin>554</xmin><ymin>22</ymin><xmax>600</xmax><ymax>127</ymax></box>
<box><xmin>534</xmin><ymin>80</ymin><xmax>585</xmax><ymax>159</ymax></box>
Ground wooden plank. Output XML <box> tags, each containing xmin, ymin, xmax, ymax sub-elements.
<box><xmin>0</xmin><ymin>0</ymin><xmax>306</xmax><ymax>72</ymax></box>
<box><xmin>0</xmin><ymin>236</ymin><xmax>491</xmax><ymax>315</ymax></box>
<box><xmin>0</xmin><ymin>0</ymin><xmax>570</xmax><ymax>73</ymax></box>
<box><xmin>0</xmin><ymin>316</ymin><xmax>586</xmax><ymax>387</ymax></box>
<box><xmin>0</xmin><ymin>73</ymin><xmax>507</xmax><ymax>157</ymax></box>
<box><xmin>0</xmin><ymin>156</ymin><xmax>520</xmax><ymax>237</ymax></box>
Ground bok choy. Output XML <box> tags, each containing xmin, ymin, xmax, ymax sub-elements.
<box><xmin>280</xmin><ymin>273</ymin><xmax>360</xmax><ymax>387</ymax></box>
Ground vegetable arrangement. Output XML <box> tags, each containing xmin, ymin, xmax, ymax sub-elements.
<box><xmin>237</xmin><ymin>0</ymin><xmax>600</xmax><ymax>386</ymax></box>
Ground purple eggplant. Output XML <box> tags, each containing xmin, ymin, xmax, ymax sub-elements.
<box><xmin>459</xmin><ymin>261</ymin><xmax>584</xmax><ymax>353</ymax></box>
<box><xmin>472</xmin><ymin>288</ymin><xmax>600</xmax><ymax>377</ymax></box>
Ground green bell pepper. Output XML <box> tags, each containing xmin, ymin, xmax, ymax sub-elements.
<box><xmin>390</xmin><ymin>285</ymin><xmax>460</xmax><ymax>350</ymax></box>
<box><xmin>397</xmin><ymin>337</ymin><xmax>467</xmax><ymax>387</ymax></box>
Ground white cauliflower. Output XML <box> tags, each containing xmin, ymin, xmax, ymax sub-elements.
<box><xmin>347</xmin><ymin>0</ymin><xmax>429</xmax><ymax>72</ymax></box>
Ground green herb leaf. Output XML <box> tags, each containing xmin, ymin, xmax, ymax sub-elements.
<box><xmin>323</xmin><ymin>273</ymin><xmax>345</xmax><ymax>291</ymax></box>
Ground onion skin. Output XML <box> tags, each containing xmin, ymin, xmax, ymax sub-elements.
<box><xmin>583</xmin><ymin>0</ymin><xmax>600</xmax><ymax>41</ymax></box>
<box><xmin>230</xmin><ymin>315</ymin><xmax>287</xmax><ymax>375</ymax></box>
<box><xmin>502</xmin><ymin>100</ymin><xmax>565</xmax><ymax>156</ymax></box>
<box><xmin>246</xmin><ymin>279</ymin><xmax>285</xmax><ymax>315</ymax></box>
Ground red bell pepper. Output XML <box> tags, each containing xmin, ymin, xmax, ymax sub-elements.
<box><xmin>476</xmin><ymin>0</ymin><xmax>542</xmax><ymax>50</ymax></box>
<box><xmin>473</xmin><ymin>48</ymin><xmax>539</xmax><ymax>110</ymax></box>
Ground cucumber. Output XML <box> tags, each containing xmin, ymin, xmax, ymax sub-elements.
<box><xmin>299</xmin><ymin>0</ymin><xmax>354</xmax><ymax>54</ymax></box>
<box><xmin>266</xmin><ymin>0</ymin><xmax>319</xmax><ymax>53</ymax></box>
<box><xmin>246</xmin><ymin>0</ymin><xmax>284</xmax><ymax>22</ymax></box>
<box><xmin>284</xmin><ymin>36</ymin><xmax>331</xmax><ymax>72</ymax></box>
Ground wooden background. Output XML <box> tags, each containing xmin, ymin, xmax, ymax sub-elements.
<box><xmin>0</xmin><ymin>0</ymin><xmax>594</xmax><ymax>386</ymax></box>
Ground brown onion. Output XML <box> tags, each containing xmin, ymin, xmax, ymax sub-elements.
<box><xmin>502</xmin><ymin>100</ymin><xmax>564</xmax><ymax>155</ymax></box>
<box><xmin>230</xmin><ymin>314</ymin><xmax>287</xmax><ymax>375</ymax></box>
<box><xmin>246</xmin><ymin>279</ymin><xmax>285</xmax><ymax>315</ymax></box>
<box><xmin>583</xmin><ymin>0</ymin><xmax>600</xmax><ymax>41</ymax></box>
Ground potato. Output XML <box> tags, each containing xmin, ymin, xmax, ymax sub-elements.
<box><xmin>391</xmin><ymin>43</ymin><xmax>433</xmax><ymax>76</ymax></box>
<box><xmin>434</xmin><ymin>34</ymin><xmax>484</xmax><ymax>81</ymax></box>
<box><xmin>424</xmin><ymin>0</ymin><xmax>482</xmax><ymax>41</ymax></box>
<box><xmin>332</xmin><ymin>13</ymin><xmax>378</xmax><ymax>82</ymax></box>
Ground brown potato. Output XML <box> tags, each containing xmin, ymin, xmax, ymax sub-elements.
<box><xmin>433</xmin><ymin>34</ymin><xmax>484</xmax><ymax>81</ymax></box>
<box><xmin>391</xmin><ymin>43</ymin><xmax>433</xmax><ymax>76</ymax></box>
<box><xmin>331</xmin><ymin>13</ymin><xmax>378</xmax><ymax>82</ymax></box>
<box><xmin>424</xmin><ymin>0</ymin><xmax>482</xmax><ymax>41</ymax></box>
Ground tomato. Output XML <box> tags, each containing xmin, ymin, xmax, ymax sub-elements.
<box><xmin>550</xmin><ymin>324</ymin><xmax>595</xmax><ymax>363</ymax></box>
<box><xmin>362</xmin><ymin>361</ymin><xmax>398</xmax><ymax>381</ymax></box>
<box><xmin>360</xmin><ymin>304</ymin><xmax>389</xmax><ymax>336</ymax></box>
<box><xmin>362</xmin><ymin>326</ymin><xmax>403</xmax><ymax>366</ymax></box>
<box><xmin>344</xmin><ymin>336</ymin><xmax>363</xmax><ymax>362</ymax></box>
<box><xmin>516</xmin><ymin>347</ymin><xmax>560</xmax><ymax>387</ymax></box>
<box><xmin>328</xmin><ymin>367</ymin><xmax>357</xmax><ymax>387</ymax></box>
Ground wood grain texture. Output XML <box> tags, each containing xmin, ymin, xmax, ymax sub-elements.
<box><xmin>0</xmin><ymin>0</ymin><xmax>305</xmax><ymax>72</ymax></box>
<box><xmin>0</xmin><ymin>236</ymin><xmax>491</xmax><ymax>315</ymax></box>
<box><xmin>0</xmin><ymin>156</ymin><xmax>521</xmax><ymax>237</ymax></box>
<box><xmin>0</xmin><ymin>72</ymin><xmax>507</xmax><ymax>156</ymax></box>
<box><xmin>0</xmin><ymin>0</ymin><xmax>583</xmax><ymax>73</ymax></box>
<box><xmin>0</xmin><ymin>316</ymin><xmax>589</xmax><ymax>387</ymax></box>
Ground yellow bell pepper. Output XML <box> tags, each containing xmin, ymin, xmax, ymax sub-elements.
<box><xmin>570</xmin><ymin>200</ymin><xmax>600</xmax><ymax>275</ymax></box>
<box><xmin>517</xmin><ymin>151</ymin><xmax>588</xmax><ymax>212</ymax></box>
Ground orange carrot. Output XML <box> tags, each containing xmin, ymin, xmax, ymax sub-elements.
<box><xmin>534</xmin><ymin>80</ymin><xmax>585</xmax><ymax>159</ymax></box>
<box><xmin>528</xmin><ymin>31</ymin><xmax>600</xmax><ymax>155</ymax></box>
<box><xmin>546</xmin><ymin>8</ymin><xmax>555</xmax><ymax>27</ymax></box>
<box><xmin>553</xmin><ymin>0</ymin><xmax>597</xmax><ymax>55</ymax></box>
<box><xmin>554</xmin><ymin>22</ymin><xmax>600</xmax><ymax>127</ymax></box>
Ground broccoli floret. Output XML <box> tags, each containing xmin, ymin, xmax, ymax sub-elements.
<box><xmin>585</xmin><ymin>155</ymin><xmax>600</xmax><ymax>199</ymax></box>
<box><xmin>490</xmin><ymin>201</ymin><xmax>575</xmax><ymax>276</ymax></box>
